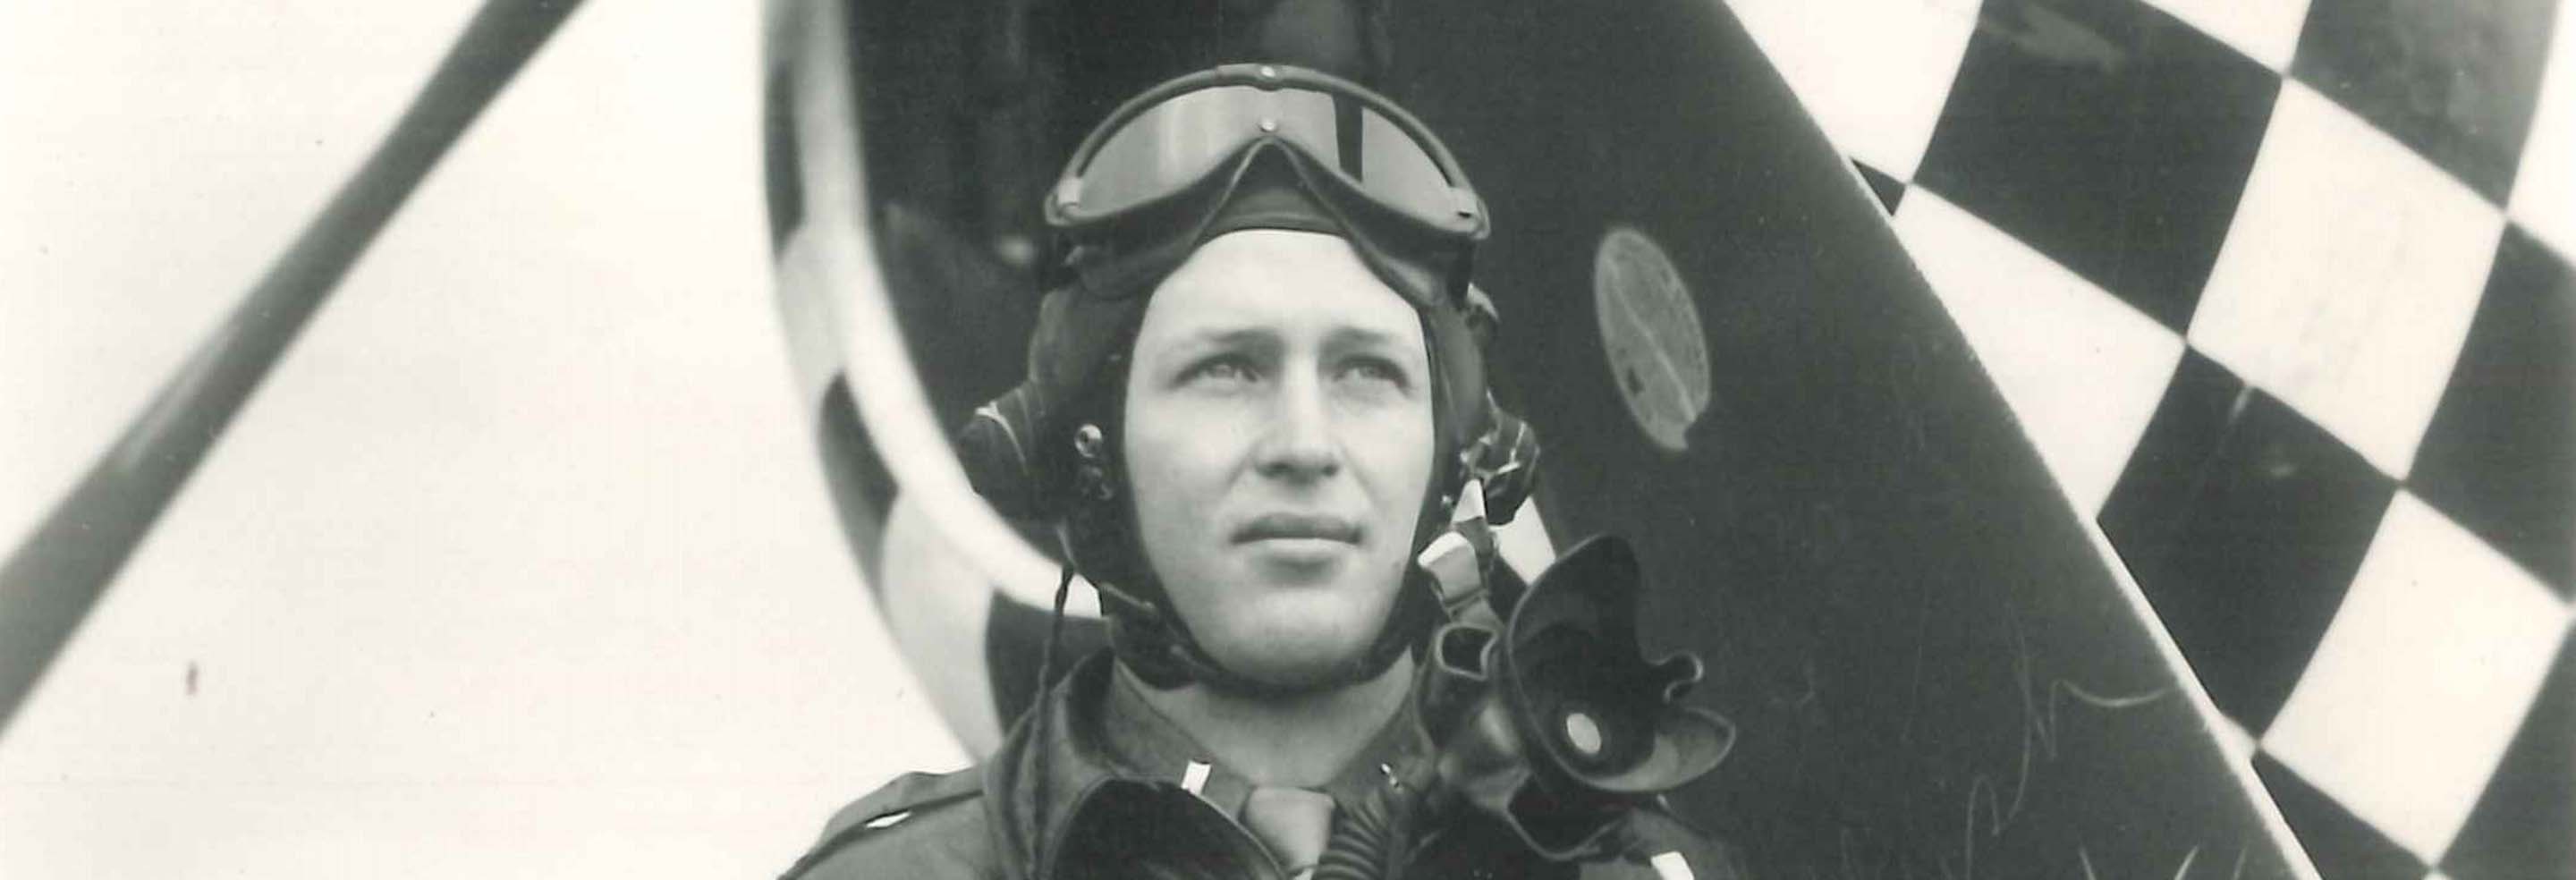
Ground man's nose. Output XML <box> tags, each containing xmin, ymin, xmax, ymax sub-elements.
<box><xmin>1253</xmin><ymin>370</ymin><xmax>1340</xmax><ymax>481</ymax></box>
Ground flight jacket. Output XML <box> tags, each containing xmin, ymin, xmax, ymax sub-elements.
<box><xmin>781</xmin><ymin>651</ymin><xmax>1735</xmax><ymax>879</ymax></box>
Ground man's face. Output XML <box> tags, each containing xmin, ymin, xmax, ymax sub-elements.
<box><xmin>1123</xmin><ymin>229</ymin><xmax>1436</xmax><ymax>690</ymax></box>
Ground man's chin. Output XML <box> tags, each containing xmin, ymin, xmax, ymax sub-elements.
<box><xmin>1175</xmin><ymin>575</ymin><xmax>1405</xmax><ymax>690</ymax></box>
<box><xmin>1201</xmin><ymin>628</ymin><xmax>1377</xmax><ymax>690</ymax></box>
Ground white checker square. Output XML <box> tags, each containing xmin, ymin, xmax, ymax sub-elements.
<box><xmin>1894</xmin><ymin>190</ymin><xmax>2187</xmax><ymax>517</ymax></box>
<box><xmin>2260</xmin><ymin>492</ymin><xmax>2573</xmax><ymax>860</ymax></box>
<box><xmin>2136</xmin><ymin>0</ymin><xmax>2313</xmax><ymax>71</ymax></box>
<box><xmin>2510</xmin><ymin>0</ymin><xmax>2576</xmax><ymax>261</ymax></box>
<box><xmin>2188</xmin><ymin>82</ymin><xmax>2506</xmax><ymax>478</ymax></box>
<box><xmin>1724</xmin><ymin>0</ymin><xmax>1979</xmax><ymax>180</ymax></box>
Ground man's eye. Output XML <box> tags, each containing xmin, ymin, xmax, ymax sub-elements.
<box><xmin>1183</xmin><ymin>357</ymin><xmax>1257</xmax><ymax>385</ymax></box>
<box><xmin>1336</xmin><ymin>358</ymin><xmax>1410</xmax><ymax>390</ymax></box>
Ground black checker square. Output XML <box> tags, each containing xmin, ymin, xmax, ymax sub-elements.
<box><xmin>1914</xmin><ymin>0</ymin><xmax>2279</xmax><ymax>332</ymax></box>
<box><xmin>2410</xmin><ymin>226</ymin><xmax>2576</xmax><ymax>597</ymax></box>
<box><xmin>2441</xmin><ymin>629</ymin><xmax>2576</xmax><ymax>880</ymax></box>
<box><xmin>2290</xmin><ymin>0</ymin><xmax>2562</xmax><ymax>203</ymax></box>
<box><xmin>1852</xmin><ymin>159</ymin><xmax>1904</xmax><ymax>213</ymax></box>
<box><xmin>2099</xmin><ymin>350</ymin><xmax>2399</xmax><ymax>732</ymax></box>
<box><xmin>2252</xmin><ymin>753</ymin><xmax>2432</xmax><ymax>880</ymax></box>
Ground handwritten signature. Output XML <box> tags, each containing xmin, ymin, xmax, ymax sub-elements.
<box><xmin>1949</xmin><ymin>611</ymin><xmax>2169</xmax><ymax>880</ymax></box>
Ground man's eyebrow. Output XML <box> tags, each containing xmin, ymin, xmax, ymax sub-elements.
<box><xmin>1140</xmin><ymin>326</ymin><xmax>1280</xmax><ymax>364</ymax></box>
<box><xmin>1174</xmin><ymin>326</ymin><xmax>1280</xmax><ymax>347</ymax></box>
<box><xmin>1153</xmin><ymin>325</ymin><xmax>1411</xmax><ymax>350</ymax></box>
<box><xmin>1325</xmin><ymin>325</ymin><xmax>1414</xmax><ymax>351</ymax></box>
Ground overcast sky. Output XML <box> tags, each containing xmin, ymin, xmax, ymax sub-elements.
<box><xmin>0</xmin><ymin>3</ymin><xmax>964</xmax><ymax>876</ymax></box>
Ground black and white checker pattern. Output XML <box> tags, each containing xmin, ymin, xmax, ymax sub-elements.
<box><xmin>1732</xmin><ymin>0</ymin><xmax>2575</xmax><ymax>877</ymax></box>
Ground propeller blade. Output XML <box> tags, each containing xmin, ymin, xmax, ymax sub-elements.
<box><xmin>0</xmin><ymin>0</ymin><xmax>586</xmax><ymax>740</ymax></box>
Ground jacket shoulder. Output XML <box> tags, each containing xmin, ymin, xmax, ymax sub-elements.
<box><xmin>781</xmin><ymin>767</ymin><xmax>1002</xmax><ymax>880</ymax></box>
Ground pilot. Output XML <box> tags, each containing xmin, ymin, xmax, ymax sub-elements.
<box><xmin>781</xmin><ymin>63</ymin><xmax>1710</xmax><ymax>880</ymax></box>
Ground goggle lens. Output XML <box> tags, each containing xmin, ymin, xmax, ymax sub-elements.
<box><xmin>1055</xmin><ymin>76</ymin><xmax>1475</xmax><ymax>233</ymax></box>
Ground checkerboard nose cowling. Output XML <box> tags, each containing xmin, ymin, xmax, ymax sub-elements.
<box><xmin>1734</xmin><ymin>0</ymin><xmax>2576</xmax><ymax>876</ymax></box>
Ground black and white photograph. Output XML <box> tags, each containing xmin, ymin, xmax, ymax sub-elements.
<box><xmin>2</xmin><ymin>1</ymin><xmax>2569</xmax><ymax>877</ymax></box>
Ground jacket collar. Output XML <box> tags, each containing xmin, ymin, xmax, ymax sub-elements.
<box><xmin>979</xmin><ymin>651</ymin><xmax>1425</xmax><ymax>876</ymax></box>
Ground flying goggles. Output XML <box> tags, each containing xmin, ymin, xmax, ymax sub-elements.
<box><xmin>1045</xmin><ymin>63</ymin><xmax>1489</xmax><ymax>297</ymax></box>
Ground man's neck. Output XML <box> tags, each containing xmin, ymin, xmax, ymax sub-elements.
<box><xmin>1120</xmin><ymin>656</ymin><xmax>1416</xmax><ymax>790</ymax></box>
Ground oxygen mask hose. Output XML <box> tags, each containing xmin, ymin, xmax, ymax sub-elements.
<box><xmin>1312</xmin><ymin>624</ymin><xmax>1494</xmax><ymax>880</ymax></box>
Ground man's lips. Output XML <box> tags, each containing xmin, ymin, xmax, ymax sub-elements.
<box><xmin>1232</xmin><ymin>512</ymin><xmax>1363</xmax><ymax>545</ymax></box>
